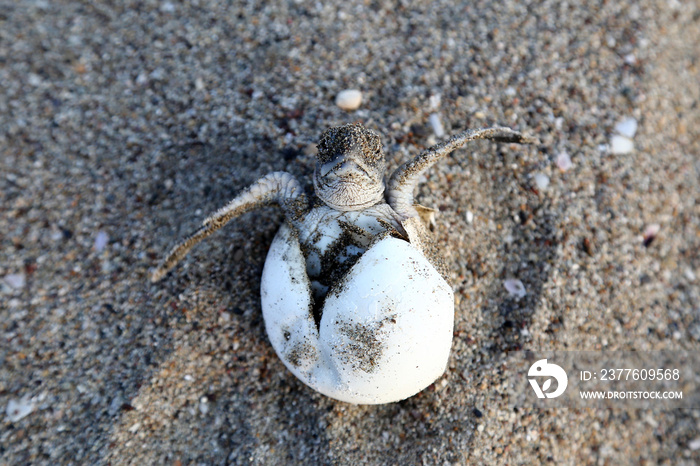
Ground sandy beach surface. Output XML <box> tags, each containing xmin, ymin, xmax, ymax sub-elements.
<box><xmin>1</xmin><ymin>0</ymin><xmax>698</xmax><ymax>464</ymax></box>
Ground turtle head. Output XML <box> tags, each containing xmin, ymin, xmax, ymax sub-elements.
<box><xmin>313</xmin><ymin>124</ymin><xmax>386</xmax><ymax>211</ymax></box>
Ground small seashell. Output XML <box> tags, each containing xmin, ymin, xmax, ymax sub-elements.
<box><xmin>556</xmin><ymin>152</ymin><xmax>572</xmax><ymax>172</ymax></box>
<box><xmin>6</xmin><ymin>396</ymin><xmax>34</xmax><ymax>422</ymax></box>
<box><xmin>610</xmin><ymin>135</ymin><xmax>634</xmax><ymax>154</ymax></box>
<box><xmin>623</xmin><ymin>54</ymin><xmax>637</xmax><ymax>65</ymax></box>
<box><xmin>614</xmin><ymin>117</ymin><xmax>638</xmax><ymax>138</ymax></box>
<box><xmin>504</xmin><ymin>278</ymin><xmax>527</xmax><ymax>298</ymax></box>
<box><xmin>199</xmin><ymin>397</ymin><xmax>209</xmax><ymax>415</ymax></box>
<box><xmin>28</xmin><ymin>74</ymin><xmax>42</xmax><ymax>87</ymax></box>
<box><xmin>94</xmin><ymin>231</ymin><xmax>109</xmax><ymax>252</ymax></box>
<box><xmin>429</xmin><ymin>94</ymin><xmax>441</xmax><ymax>110</ymax></box>
<box><xmin>429</xmin><ymin>113</ymin><xmax>445</xmax><ymax>137</ymax></box>
<box><xmin>160</xmin><ymin>2</ymin><xmax>175</xmax><ymax>13</ymax></box>
<box><xmin>643</xmin><ymin>223</ymin><xmax>660</xmax><ymax>247</ymax></box>
<box><xmin>533</xmin><ymin>173</ymin><xmax>550</xmax><ymax>190</ymax></box>
<box><xmin>3</xmin><ymin>273</ymin><xmax>26</xmax><ymax>290</ymax></box>
<box><xmin>335</xmin><ymin>89</ymin><xmax>363</xmax><ymax>111</ymax></box>
<box><xmin>689</xmin><ymin>437</ymin><xmax>700</xmax><ymax>451</ymax></box>
<box><xmin>466</xmin><ymin>211</ymin><xmax>474</xmax><ymax>223</ymax></box>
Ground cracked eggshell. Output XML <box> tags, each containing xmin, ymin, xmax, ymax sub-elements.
<box><xmin>261</xmin><ymin>222</ymin><xmax>454</xmax><ymax>404</ymax></box>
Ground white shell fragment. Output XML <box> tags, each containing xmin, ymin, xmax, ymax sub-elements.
<box><xmin>429</xmin><ymin>113</ymin><xmax>446</xmax><ymax>137</ymax></box>
<box><xmin>615</xmin><ymin>117</ymin><xmax>638</xmax><ymax>138</ymax></box>
<box><xmin>610</xmin><ymin>135</ymin><xmax>634</xmax><ymax>155</ymax></box>
<box><xmin>643</xmin><ymin>223</ymin><xmax>661</xmax><ymax>246</ymax></box>
<box><xmin>644</xmin><ymin>224</ymin><xmax>660</xmax><ymax>238</ymax></box>
<box><xmin>160</xmin><ymin>2</ymin><xmax>175</xmax><ymax>13</ymax></box>
<box><xmin>6</xmin><ymin>396</ymin><xmax>34</xmax><ymax>422</ymax></box>
<box><xmin>689</xmin><ymin>437</ymin><xmax>700</xmax><ymax>451</ymax></box>
<box><xmin>533</xmin><ymin>173</ymin><xmax>550</xmax><ymax>190</ymax></box>
<box><xmin>3</xmin><ymin>273</ymin><xmax>26</xmax><ymax>290</ymax></box>
<box><xmin>610</xmin><ymin>116</ymin><xmax>637</xmax><ymax>155</ymax></box>
<box><xmin>504</xmin><ymin>278</ymin><xmax>527</xmax><ymax>298</ymax></box>
<box><xmin>556</xmin><ymin>151</ymin><xmax>572</xmax><ymax>172</ymax></box>
<box><xmin>94</xmin><ymin>231</ymin><xmax>109</xmax><ymax>252</ymax></box>
<box><xmin>335</xmin><ymin>89</ymin><xmax>363</xmax><ymax>111</ymax></box>
<box><xmin>262</xmin><ymin>220</ymin><xmax>454</xmax><ymax>404</ymax></box>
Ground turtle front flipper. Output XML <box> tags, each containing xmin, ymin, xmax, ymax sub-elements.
<box><xmin>151</xmin><ymin>171</ymin><xmax>307</xmax><ymax>282</ymax></box>
<box><xmin>387</xmin><ymin>127</ymin><xmax>536</xmax><ymax>219</ymax></box>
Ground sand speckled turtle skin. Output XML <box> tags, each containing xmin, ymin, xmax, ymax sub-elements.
<box><xmin>153</xmin><ymin>123</ymin><xmax>534</xmax><ymax>404</ymax></box>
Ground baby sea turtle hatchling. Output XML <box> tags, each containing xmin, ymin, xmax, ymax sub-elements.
<box><xmin>152</xmin><ymin>123</ymin><xmax>534</xmax><ymax>404</ymax></box>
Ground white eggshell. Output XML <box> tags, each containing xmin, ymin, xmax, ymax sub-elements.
<box><xmin>261</xmin><ymin>222</ymin><xmax>454</xmax><ymax>404</ymax></box>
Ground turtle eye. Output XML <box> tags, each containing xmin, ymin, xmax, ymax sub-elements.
<box><xmin>317</xmin><ymin>159</ymin><xmax>336</xmax><ymax>178</ymax></box>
